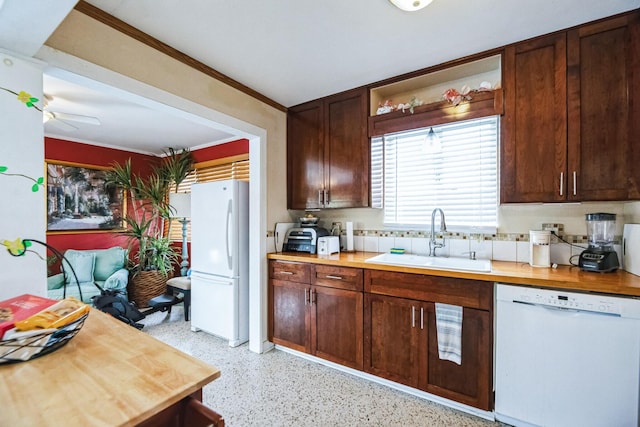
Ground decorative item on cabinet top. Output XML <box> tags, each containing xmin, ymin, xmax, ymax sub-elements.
<box><xmin>376</xmin><ymin>82</ymin><xmax>498</xmax><ymax>116</ymax></box>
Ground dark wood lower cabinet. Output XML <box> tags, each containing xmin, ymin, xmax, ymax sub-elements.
<box><xmin>424</xmin><ymin>305</ymin><xmax>492</xmax><ymax>410</ymax></box>
<box><xmin>270</xmin><ymin>279</ymin><xmax>309</xmax><ymax>353</ymax></box>
<box><xmin>270</xmin><ymin>260</ymin><xmax>494</xmax><ymax>411</ymax></box>
<box><xmin>363</xmin><ymin>293</ymin><xmax>423</xmax><ymax>388</ymax></box>
<box><xmin>364</xmin><ymin>290</ymin><xmax>493</xmax><ymax>410</ymax></box>
<box><xmin>269</xmin><ymin>272</ymin><xmax>363</xmax><ymax>370</ymax></box>
<box><xmin>312</xmin><ymin>286</ymin><xmax>363</xmax><ymax>370</ymax></box>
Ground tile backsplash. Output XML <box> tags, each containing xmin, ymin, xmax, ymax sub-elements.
<box><xmin>266</xmin><ymin>228</ymin><xmax>623</xmax><ymax>266</ymax></box>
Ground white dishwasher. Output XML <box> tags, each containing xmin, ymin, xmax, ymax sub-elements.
<box><xmin>495</xmin><ymin>283</ymin><xmax>640</xmax><ymax>427</ymax></box>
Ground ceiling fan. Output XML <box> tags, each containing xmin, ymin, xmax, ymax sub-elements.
<box><xmin>43</xmin><ymin>94</ymin><xmax>101</xmax><ymax>131</ymax></box>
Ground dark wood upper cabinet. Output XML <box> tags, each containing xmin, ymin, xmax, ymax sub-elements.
<box><xmin>501</xmin><ymin>33</ymin><xmax>568</xmax><ymax>203</ymax></box>
<box><xmin>287</xmin><ymin>88</ymin><xmax>369</xmax><ymax>209</ymax></box>
<box><xmin>502</xmin><ymin>11</ymin><xmax>640</xmax><ymax>203</ymax></box>
<box><xmin>567</xmin><ymin>12</ymin><xmax>640</xmax><ymax>201</ymax></box>
<box><xmin>287</xmin><ymin>100</ymin><xmax>324</xmax><ymax>209</ymax></box>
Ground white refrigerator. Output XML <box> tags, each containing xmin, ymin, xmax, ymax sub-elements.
<box><xmin>190</xmin><ymin>179</ymin><xmax>249</xmax><ymax>347</ymax></box>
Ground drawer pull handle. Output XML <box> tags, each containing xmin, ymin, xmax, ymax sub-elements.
<box><xmin>279</xmin><ymin>271</ymin><xmax>294</xmax><ymax>275</ymax></box>
<box><xmin>420</xmin><ymin>307</ymin><xmax>424</xmax><ymax>330</ymax></box>
<box><xmin>310</xmin><ymin>289</ymin><xmax>315</xmax><ymax>305</ymax></box>
<box><xmin>304</xmin><ymin>288</ymin><xmax>308</xmax><ymax>305</ymax></box>
<box><xmin>325</xmin><ymin>275</ymin><xmax>343</xmax><ymax>280</ymax></box>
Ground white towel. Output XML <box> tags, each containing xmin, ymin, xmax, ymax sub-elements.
<box><xmin>435</xmin><ymin>303</ymin><xmax>463</xmax><ymax>365</ymax></box>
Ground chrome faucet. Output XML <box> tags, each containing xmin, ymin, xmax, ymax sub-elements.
<box><xmin>429</xmin><ymin>208</ymin><xmax>447</xmax><ymax>256</ymax></box>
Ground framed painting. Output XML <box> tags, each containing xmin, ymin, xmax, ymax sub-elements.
<box><xmin>46</xmin><ymin>161</ymin><xmax>124</xmax><ymax>232</ymax></box>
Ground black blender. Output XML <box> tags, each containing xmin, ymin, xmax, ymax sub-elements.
<box><xmin>578</xmin><ymin>213</ymin><xmax>620</xmax><ymax>272</ymax></box>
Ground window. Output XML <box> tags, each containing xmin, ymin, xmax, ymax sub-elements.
<box><xmin>371</xmin><ymin>116</ymin><xmax>498</xmax><ymax>232</ymax></box>
<box><xmin>166</xmin><ymin>154</ymin><xmax>249</xmax><ymax>241</ymax></box>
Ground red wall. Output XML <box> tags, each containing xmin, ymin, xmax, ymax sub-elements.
<box><xmin>45</xmin><ymin>138</ymin><xmax>249</xmax><ymax>260</ymax></box>
<box><xmin>192</xmin><ymin>139</ymin><xmax>249</xmax><ymax>163</ymax></box>
<box><xmin>45</xmin><ymin>137</ymin><xmax>159</xmax><ymax>255</ymax></box>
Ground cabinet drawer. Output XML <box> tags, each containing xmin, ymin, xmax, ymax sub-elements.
<box><xmin>364</xmin><ymin>270</ymin><xmax>492</xmax><ymax>310</ymax></box>
<box><xmin>312</xmin><ymin>265</ymin><xmax>363</xmax><ymax>291</ymax></box>
<box><xmin>269</xmin><ymin>260</ymin><xmax>311</xmax><ymax>284</ymax></box>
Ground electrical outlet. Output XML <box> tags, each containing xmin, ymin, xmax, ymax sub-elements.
<box><xmin>542</xmin><ymin>223</ymin><xmax>563</xmax><ymax>235</ymax></box>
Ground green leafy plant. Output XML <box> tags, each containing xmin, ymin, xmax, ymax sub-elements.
<box><xmin>105</xmin><ymin>148</ymin><xmax>194</xmax><ymax>277</ymax></box>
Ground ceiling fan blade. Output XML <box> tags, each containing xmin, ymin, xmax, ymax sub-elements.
<box><xmin>51</xmin><ymin>112</ymin><xmax>101</xmax><ymax>126</ymax></box>
<box><xmin>47</xmin><ymin>118</ymin><xmax>78</xmax><ymax>132</ymax></box>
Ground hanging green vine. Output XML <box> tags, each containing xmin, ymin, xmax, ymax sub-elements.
<box><xmin>1</xmin><ymin>238</ymin><xmax>40</xmax><ymax>258</ymax></box>
<box><xmin>0</xmin><ymin>87</ymin><xmax>42</xmax><ymax>111</ymax></box>
<box><xmin>1</xmin><ymin>87</ymin><xmax>45</xmax><ymax>191</ymax></box>
<box><xmin>0</xmin><ymin>166</ymin><xmax>44</xmax><ymax>192</ymax></box>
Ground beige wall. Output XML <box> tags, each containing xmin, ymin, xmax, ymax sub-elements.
<box><xmin>43</xmin><ymin>10</ymin><xmax>289</xmax><ymax>228</ymax></box>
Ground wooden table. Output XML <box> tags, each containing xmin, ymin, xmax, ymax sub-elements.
<box><xmin>0</xmin><ymin>309</ymin><xmax>220</xmax><ymax>427</ymax></box>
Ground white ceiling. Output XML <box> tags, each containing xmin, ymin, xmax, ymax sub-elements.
<box><xmin>42</xmin><ymin>70</ymin><xmax>236</xmax><ymax>155</ymax></box>
<box><xmin>4</xmin><ymin>0</ymin><xmax>640</xmax><ymax>155</ymax></box>
<box><xmin>84</xmin><ymin>0</ymin><xmax>639</xmax><ymax>107</ymax></box>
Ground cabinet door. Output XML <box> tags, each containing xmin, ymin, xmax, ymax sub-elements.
<box><xmin>423</xmin><ymin>305</ymin><xmax>492</xmax><ymax>410</ymax></box>
<box><xmin>269</xmin><ymin>279</ymin><xmax>310</xmax><ymax>352</ymax></box>
<box><xmin>311</xmin><ymin>286</ymin><xmax>363</xmax><ymax>370</ymax></box>
<box><xmin>324</xmin><ymin>88</ymin><xmax>370</xmax><ymax>208</ymax></box>
<box><xmin>567</xmin><ymin>13</ymin><xmax>640</xmax><ymax>201</ymax></box>
<box><xmin>287</xmin><ymin>100</ymin><xmax>324</xmax><ymax>209</ymax></box>
<box><xmin>364</xmin><ymin>294</ymin><xmax>423</xmax><ymax>388</ymax></box>
<box><xmin>501</xmin><ymin>33</ymin><xmax>568</xmax><ymax>203</ymax></box>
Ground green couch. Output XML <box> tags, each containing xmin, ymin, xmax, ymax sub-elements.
<box><xmin>47</xmin><ymin>247</ymin><xmax>129</xmax><ymax>304</ymax></box>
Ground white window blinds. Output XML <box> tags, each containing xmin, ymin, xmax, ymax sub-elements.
<box><xmin>166</xmin><ymin>155</ymin><xmax>249</xmax><ymax>241</ymax></box>
<box><xmin>372</xmin><ymin>117</ymin><xmax>498</xmax><ymax>232</ymax></box>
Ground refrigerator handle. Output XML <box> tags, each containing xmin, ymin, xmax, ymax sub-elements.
<box><xmin>226</xmin><ymin>198</ymin><xmax>233</xmax><ymax>271</ymax></box>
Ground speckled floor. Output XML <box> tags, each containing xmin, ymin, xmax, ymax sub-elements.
<box><xmin>141</xmin><ymin>307</ymin><xmax>503</xmax><ymax>427</ymax></box>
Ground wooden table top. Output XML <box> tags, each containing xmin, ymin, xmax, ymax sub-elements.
<box><xmin>0</xmin><ymin>309</ymin><xmax>220</xmax><ymax>427</ymax></box>
<box><xmin>268</xmin><ymin>251</ymin><xmax>640</xmax><ymax>297</ymax></box>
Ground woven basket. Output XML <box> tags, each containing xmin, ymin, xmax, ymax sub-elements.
<box><xmin>127</xmin><ymin>270</ymin><xmax>171</xmax><ymax>308</ymax></box>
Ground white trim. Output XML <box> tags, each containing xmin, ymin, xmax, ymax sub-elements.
<box><xmin>0</xmin><ymin>47</ymin><xmax>46</xmax><ymax>68</ymax></box>
<box><xmin>275</xmin><ymin>345</ymin><xmax>496</xmax><ymax>422</ymax></box>
<box><xmin>35</xmin><ymin>46</ymin><xmax>269</xmax><ymax>354</ymax></box>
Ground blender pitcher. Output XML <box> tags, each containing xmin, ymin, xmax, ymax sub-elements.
<box><xmin>578</xmin><ymin>213</ymin><xmax>619</xmax><ymax>272</ymax></box>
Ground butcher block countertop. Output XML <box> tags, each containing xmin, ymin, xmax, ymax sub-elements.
<box><xmin>0</xmin><ymin>309</ymin><xmax>220</xmax><ymax>427</ymax></box>
<box><xmin>268</xmin><ymin>251</ymin><xmax>640</xmax><ymax>298</ymax></box>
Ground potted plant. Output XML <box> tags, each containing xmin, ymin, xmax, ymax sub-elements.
<box><xmin>105</xmin><ymin>148</ymin><xmax>194</xmax><ymax>307</ymax></box>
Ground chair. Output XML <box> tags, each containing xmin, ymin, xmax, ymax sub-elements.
<box><xmin>181</xmin><ymin>397</ymin><xmax>224</xmax><ymax>427</ymax></box>
<box><xmin>166</xmin><ymin>276</ymin><xmax>191</xmax><ymax>321</ymax></box>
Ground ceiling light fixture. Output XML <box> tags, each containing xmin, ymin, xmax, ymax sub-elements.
<box><xmin>389</xmin><ymin>0</ymin><xmax>433</xmax><ymax>12</ymax></box>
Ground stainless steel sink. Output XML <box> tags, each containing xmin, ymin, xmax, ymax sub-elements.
<box><xmin>364</xmin><ymin>253</ymin><xmax>491</xmax><ymax>273</ymax></box>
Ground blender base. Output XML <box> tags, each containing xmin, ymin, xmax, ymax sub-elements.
<box><xmin>579</xmin><ymin>249</ymin><xmax>620</xmax><ymax>272</ymax></box>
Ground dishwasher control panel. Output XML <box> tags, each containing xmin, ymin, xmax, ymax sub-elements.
<box><xmin>497</xmin><ymin>284</ymin><xmax>627</xmax><ymax>316</ymax></box>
